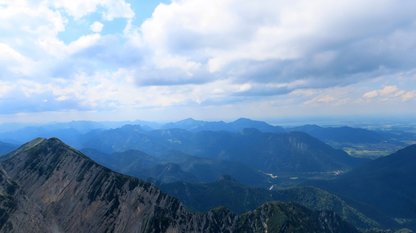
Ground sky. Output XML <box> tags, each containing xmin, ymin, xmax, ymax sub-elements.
<box><xmin>0</xmin><ymin>0</ymin><xmax>416</xmax><ymax>123</ymax></box>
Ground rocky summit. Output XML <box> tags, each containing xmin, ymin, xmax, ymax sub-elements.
<box><xmin>0</xmin><ymin>138</ymin><xmax>358</xmax><ymax>233</ymax></box>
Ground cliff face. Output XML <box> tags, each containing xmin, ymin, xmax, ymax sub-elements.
<box><xmin>0</xmin><ymin>138</ymin><xmax>358</xmax><ymax>233</ymax></box>
<box><xmin>0</xmin><ymin>167</ymin><xmax>48</xmax><ymax>233</ymax></box>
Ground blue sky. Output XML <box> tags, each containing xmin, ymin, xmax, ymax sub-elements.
<box><xmin>0</xmin><ymin>0</ymin><xmax>416</xmax><ymax>123</ymax></box>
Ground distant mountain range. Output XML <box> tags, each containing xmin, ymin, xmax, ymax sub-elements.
<box><xmin>163</xmin><ymin>117</ymin><xmax>286</xmax><ymax>133</ymax></box>
<box><xmin>0</xmin><ymin>138</ymin><xmax>358</xmax><ymax>232</ymax></box>
<box><xmin>0</xmin><ymin>121</ymin><xmax>157</xmax><ymax>145</ymax></box>
<box><xmin>0</xmin><ymin>118</ymin><xmax>412</xmax><ymax>157</ymax></box>
<box><xmin>80</xmin><ymin>127</ymin><xmax>365</xmax><ymax>177</ymax></box>
<box><xmin>0</xmin><ymin>117</ymin><xmax>414</xmax><ymax>232</ymax></box>
<box><xmin>0</xmin><ymin>119</ymin><xmax>375</xmax><ymax>184</ymax></box>
<box><xmin>287</xmin><ymin>124</ymin><xmax>414</xmax><ymax>158</ymax></box>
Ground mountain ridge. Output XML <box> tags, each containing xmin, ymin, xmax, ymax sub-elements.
<box><xmin>0</xmin><ymin>137</ymin><xmax>359</xmax><ymax>233</ymax></box>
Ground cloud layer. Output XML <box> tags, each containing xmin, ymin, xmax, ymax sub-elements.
<box><xmin>0</xmin><ymin>0</ymin><xmax>415</xmax><ymax>121</ymax></box>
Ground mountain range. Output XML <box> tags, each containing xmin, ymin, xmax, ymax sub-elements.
<box><xmin>0</xmin><ymin>117</ymin><xmax>414</xmax><ymax>232</ymax></box>
<box><xmin>0</xmin><ymin>138</ymin><xmax>358</xmax><ymax>233</ymax></box>
<box><xmin>1</xmin><ymin>118</ymin><xmax>412</xmax><ymax>161</ymax></box>
<box><xmin>162</xmin><ymin>118</ymin><xmax>286</xmax><ymax>133</ymax></box>
<box><xmin>81</xmin><ymin>127</ymin><xmax>365</xmax><ymax>176</ymax></box>
<box><xmin>0</xmin><ymin>118</ymin><xmax>412</xmax><ymax>144</ymax></box>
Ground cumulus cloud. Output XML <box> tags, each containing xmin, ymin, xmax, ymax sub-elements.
<box><xmin>0</xmin><ymin>43</ymin><xmax>35</xmax><ymax>77</ymax></box>
<box><xmin>0</xmin><ymin>0</ymin><xmax>138</xmax><ymax>78</ymax></box>
<box><xmin>130</xmin><ymin>0</ymin><xmax>416</xmax><ymax>88</ymax></box>
<box><xmin>52</xmin><ymin>0</ymin><xmax>134</xmax><ymax>20</ymax></box>
<box><xmin>0</xmin><ymin>0</ymin><xmax>416</xmax><ymax>119</ymax></box>
<box><xmin>90</xmin><ymin>21</ymin><xmax>104</xmax><ymax>33</ymax></box>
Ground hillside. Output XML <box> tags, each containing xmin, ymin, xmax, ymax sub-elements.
<box><xmin>314</xmin><ymin>144</ymin><xmax>416</xmax><ymax>230</ymax></box>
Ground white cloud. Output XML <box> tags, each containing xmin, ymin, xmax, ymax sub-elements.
<box><xmin>400</xmin><ymin>91</ymin><xmax>416</xmax><ymax>101</ymax></box>
<box><xmin>291</xmin><ymin>89</ymin><xmax>318</xmax><ymax>97</ymax></box>
<box><xmin>0</xmin><ymin>1</ymin><xmax>66</xmax><ymax>79</ymax></box>
<box><xmin>132</xmin><ymin>0</ymin><xmax>416</xmax><ymax>87</ymax></box>
<box><xmin>67</xmin><ymin>34</ymin><xmax>101</xmax><ymax>53</ymax></box>
<box><xmin>316</xmin><ymin>95</ymin><xmax>336</xmax><ymax>103</ymax></box>
<box><xmin>0</xmin><ymin>81</ymin><xmax>12</xmax><ymax>97</ymax></box>
<box><xmin>362</xmin><ymin>85</ymin><xmax>416</xmax><ymax>102</ymax></box>
<box><xmin>0</xmin><ymin>43</ymin><xmax>31</xmax><ymax>65</ymax></box>
<box><xmin>90</xmin><ymin>21</ymin><xmax>104</xmax><ymax>33</ymax></box>
<box><xmin>0</xmin><ymin>0</ymin><xmax>416</xmax><ymax>120</ymax></box>
<box><xmin>363</xmin><ymin>90</ymin><xmax>378</xmax><ymax>99</ymax></box>
<box><xmin>304</xmin><ymin>95</ymin><xmax>337</xmax><ymax>105</ymax></box>
<box><xmin>101</xmin><ymin>0</ymin><xmax>134</xmax><ymax>20</ymax></box>
<box><xmin>379</xmin><ymin>85</ymin><xmax>398</xmax><ymax>96</ymax></box>
<box><xmin>52</xmin><ymin>0</ymin><xmax>134</xmax><ymax>20</ymax></box>
<box><xmin>0</xmin><ymin>1</ymin><xmax>136</xmax><ymax>82</ymax></box>
<box><xmin>52</xmin><ymin>0</ymin><xmax>102</xmax><ymax>20</ymax></box>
